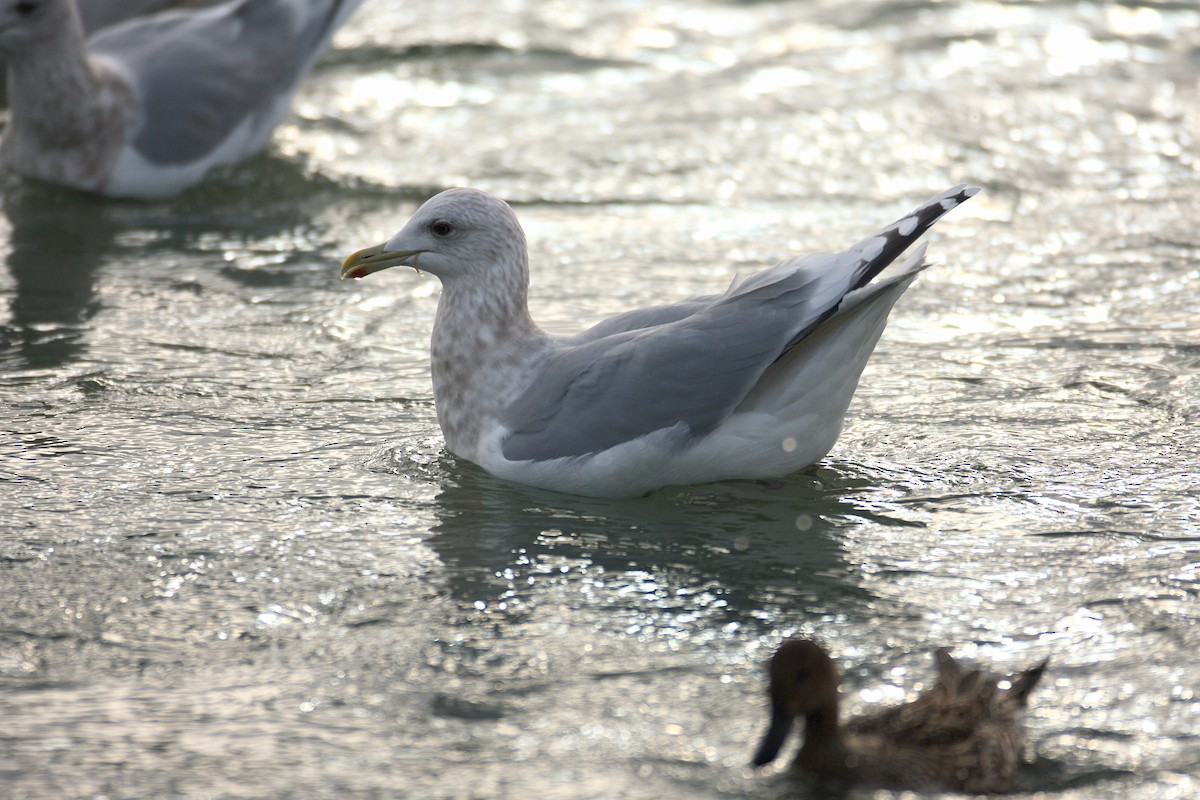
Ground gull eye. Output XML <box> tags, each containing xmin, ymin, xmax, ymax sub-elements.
<box><xmin>15</xmin><ymin>1</ymin><xmax>38</xmax><ymax>14</ymax></box>
<box><xmin>430</xmin><ymin>219</ymin><xmax>455</xmax><ymax>238</ymax></box>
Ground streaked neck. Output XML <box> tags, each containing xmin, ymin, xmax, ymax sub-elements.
<box><xmin>429</xmin><ymin>275</ymin><xmax>547</xmax><ymax>459</ymax></box>
<box><xmin>2</xmin><ymin>10</ymin><xmax>131</xmax><ymax>190</ymax></box>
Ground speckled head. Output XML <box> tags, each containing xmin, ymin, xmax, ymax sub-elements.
<box><xmin>0</xmin><ymin>0</ymin><xmax>75</xmax><ymax>52</ymax></box>
<box><xmin>340</xmin><ymin>188</ymin><xmax>529</xmax><ymax>285</ymax></box>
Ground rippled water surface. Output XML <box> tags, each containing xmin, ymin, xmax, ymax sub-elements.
<box><xmin>2</xmin><ymin>1</ymin><xmax>1199</xmax><ymax>798</ymax></box>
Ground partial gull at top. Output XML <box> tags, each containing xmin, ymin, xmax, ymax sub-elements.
<box><xmin>0</xmin><ymin>2</ymin><xmax>225</xmax><ymax>104</ymax></box>
<box><xmin>341</xmin><ymin>185</ymin><xmax>978</xmax><ymax>498</ymax></box>
<box><xmin>0</xmin><ymin>0</ymin><xmax>363</xmax><ymax>198</ymax></box>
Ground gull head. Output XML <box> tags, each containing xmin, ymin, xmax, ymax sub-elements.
<box><xmin>341</xmin><ymin>188</ymin><xmax>529</xmax><ymax>285</ymax></box>
<box><xmin>0</xmin><ymin>0</ymin><xmax>71</xmax><ymax>51</ymax></box>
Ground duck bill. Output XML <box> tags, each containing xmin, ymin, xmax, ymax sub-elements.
<box><xmin>340</xmin><ymin>243</ymin><xmax>423</xmax><ymax>280</ymax></box>
<box><xmin>751</xmin><ymin>701</ymin><xmax>794</xmax><ymax>766</ymax></box>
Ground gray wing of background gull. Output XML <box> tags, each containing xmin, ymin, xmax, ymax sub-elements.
<box><xmin>87</xmin><ymin>0</ymin><xmax>361</xmax><ymax>166</ymax></box>
<box><xmin>500</xmin><ymin>185</ymin><xmax>978</xmax><ymax>462</ymax></box>
<box><xmin>0</xmin><ymin>1</ymin><xmax>223</xmax><ymax>107</ymax></box>
<box><xmin>77</xmin><ymin>0</ymin><xmax>223</xmax><ymax>33</ymax></box>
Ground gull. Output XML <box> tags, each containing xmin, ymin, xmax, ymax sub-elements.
<box><xmin>0</xmin><ymin>2</ymin><xmax>219</xmax><ymax>105</ymax></box>
<box><xmin>0</xmin><ymin>0</ymin><xmax>363</xmax><ymax>198</ymax></box>
<box><xmin>341</xmin><ymin>185</ymin><xmax>978</xmax><ymax>498</ymax></box>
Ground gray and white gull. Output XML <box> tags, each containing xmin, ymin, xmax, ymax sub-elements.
<box><xmin>341</xmin><ymin>186</ymin><xmax>978</xmax><ymax>497</ymax></box>
<box><xmin>0</xmin><ymin>0</ymin><xmax>362</xmax><ymax>198</ymax></box>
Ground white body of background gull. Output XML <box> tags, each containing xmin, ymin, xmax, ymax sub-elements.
<box><xmin>342</xmin><ymin>186</ymin><xmax>978</xmax><ymax>498</ymax></box>
<box><xmin>0</xmin><ymin>0</ymin><xmax>362</xmax><ymax>198</ymax></box>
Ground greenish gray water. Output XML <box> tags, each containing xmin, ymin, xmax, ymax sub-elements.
<box><xmin>2</xmin><ymin>1</ymin><xmax>1198</xmax><ymax>798</ymax></box>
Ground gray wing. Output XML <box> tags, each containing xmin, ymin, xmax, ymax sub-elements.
<box><xmin>768</xmin><ymin>183</ymin><xmax>979</xmax><ymax>351</ymax></box>
<box><xmin>563</xmin><ymin>295</ymin><xmax>717</xmax><ymax>344</ymax></box>
<box><xmin>77</xmin><ymin>1</ymin><xmax>222</xmax><ymax>34</ymax></box>
<box><xmin>501</xmin><ymin>294</ymin><xmax>821</xmax><ymax>462</ymax></box>
<box><xmin>88</xmin><ymin>0</ymin><xmax>361</xmax><ymax>165</ymax></box>
<box><xmin>568</xmin><ymin>183</ymin><xmax>978</xmax><ymax>346</ymax></box>
<box><xmin>500</xmin><ymin>185</ymin><xmax>979</xmax><ymax>462</ymax></box>
<box><xmin>501</xmin><ymin>252</ymin><xmax>884</xmax><ymax>463</ymax></box>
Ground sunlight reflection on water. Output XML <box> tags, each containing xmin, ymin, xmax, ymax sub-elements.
<box><xmin>2</xmin><ymin>0</ymin><xmax>1199</xmax><ymax>797</ymax></box>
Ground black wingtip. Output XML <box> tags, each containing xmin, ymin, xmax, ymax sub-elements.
<box><xmin>850</xmin><ymin>183</ymin><xmax>979</xmax><ymax>290</ymax></box>
<box><xmin>939</xmin><ymin>184</ymin><xmax>982</xmax><ymax>210</ymax></box>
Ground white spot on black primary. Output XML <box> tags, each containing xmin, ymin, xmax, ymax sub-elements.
<box><xmin>939</xmin><ymin>185</ymin><xmax>978</xmax><ymax>211</ymax></box>
<box><xmin>850</xmin><ymin>184</ymin><xmax>979</xmax><ymax>291</ymax></box>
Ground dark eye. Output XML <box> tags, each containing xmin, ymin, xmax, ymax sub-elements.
<box><xmin>430</xmin><ymin>219</ymin><xmax>455</xmax><ymax>238</ymax></box>
<box><xmin>16</xmin><ymin>1</ymin><xmax>38</xmax><ymax>15</ymax></box>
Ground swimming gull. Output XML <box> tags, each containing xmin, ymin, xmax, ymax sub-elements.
<box><xmin>341</xmin><ymin>185</ymin><xmax>978</xmax><ymax>497</ymax></box>
<box><xmin>0</xmin><ymin>0</ymin><xmax>363</xmax><ymax>198</ymax></box>
<box><xmin>0</xmin><ymin>2</ymin><xmax>222</xmax><ymax>103</ymax></box>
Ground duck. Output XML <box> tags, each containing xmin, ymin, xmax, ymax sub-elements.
<box><xmin>340</xmin><ymin>185</ymin><xmax>976</xmax><ymax>498</ymax></box>
<box><xmin>0</xmin><ymin>0</ymin><xmax>363</xmax><ymax>198</ymax></box>
<box><xmin>752</xmin><ymin>639</ymin><xmax>1047</xmax><ymax>793</ymax></box>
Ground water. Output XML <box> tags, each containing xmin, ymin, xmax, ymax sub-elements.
<box><xmin>2</xmin><ymin>1</ymin><xmax>1198</xmax><ymax>797</ymax></box>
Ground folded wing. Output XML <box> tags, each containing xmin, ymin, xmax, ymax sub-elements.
<box><xmin>89</xmin><ymin>0</ymin><xmax>361</xmax><ymax>166</ymax></box>
<box><xmin>499</xmin><ymin>185</ymin><xmax>977</xmax><ymax>462</ymax></box>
